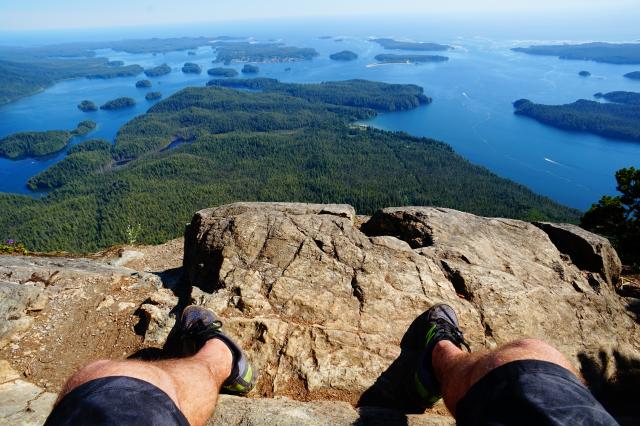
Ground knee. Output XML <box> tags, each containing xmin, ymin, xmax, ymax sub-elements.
<box><xmin>509</xmin><ymin>338</ymin><xmax>557</xmax><ymax>353</ymax></box>
<box><xmin>59</xmin><ymin>359</ymin><xmax>117</xmax><ymax>400</ymax></box>
<box><xmin>500</xmin><ymin>338</ymin><xmax>574</xmax><ymax>371</ymax></box>
<box><xmin>73</xmin><ymin>359</ymin><xmax>117</xmax><ymax>380</ymax></box>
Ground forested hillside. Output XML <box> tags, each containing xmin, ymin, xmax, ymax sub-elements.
<box><xmin>513</xmin><ymin>94</ymin><xmax>640</xmax><ymax>142</ymax></box>
<box><xmin>0</xmin><ymin>79</ymin><xmax>579</xmax><ymax>252</ymax></box>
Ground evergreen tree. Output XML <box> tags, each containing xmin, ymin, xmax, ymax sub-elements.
<box><xmin>582</xmin><ymin>167</ymin><xmax>640</xmax><ymax>266</ymax></box>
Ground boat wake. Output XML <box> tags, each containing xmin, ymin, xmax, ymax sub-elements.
<box><xmin>544</xmin><ymin>157</ymin><xmax>569</xmax><ymax>167</ymax></box>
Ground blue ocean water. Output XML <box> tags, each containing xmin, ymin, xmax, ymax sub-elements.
<box><xmin>1</xmin><ymin>19</ymin><xmax>639</xmax><ymax>210</ymax></box>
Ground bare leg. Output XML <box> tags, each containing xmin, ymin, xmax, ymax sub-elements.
<box><xmin>432</xmin><ymin>338</ymin><xmax>577</xmax><ymax>417</ymax></box>
<box><xmin>58</xmin><ymin>339</ymin><xmax>232</xmax><ymax>426</ymax></box>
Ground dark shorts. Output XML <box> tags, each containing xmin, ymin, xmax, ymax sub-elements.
<box><xmin>45</xmin><ymin>376</ymin><xmax>189</xmax><ymax>426</ymax></box>
<box><xmin>46</xmin><ymin>361</ymin><xmax>618</xmax><ymax>426</ymax></box>
<box><xmin>456</xmin><ymin>360</ymin><xmax>619</xmax><ymax>426</ymax></box>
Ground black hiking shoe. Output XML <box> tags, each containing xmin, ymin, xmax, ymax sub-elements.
<box><xmin>414</xmin><ymin>304</ymin><xmax>470</xmax><ymax>407</ymax></box>
<box><xmin>179</xmin><ymin>305</ymin><xmax>257</xmax><ymax>395</ymax></box>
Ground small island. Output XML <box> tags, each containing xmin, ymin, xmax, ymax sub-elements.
<box><xmin>145</xmin><ymin>91</ymin><xmax>162</xmax><ymax>101</ymax></box>
<box><xmin>144</xmin><ymin>63</ymin><xmax>172</xmax><ymax>77</ymax></box>
<box><xmin>512</xmin><ymin>42</ymin><xmax>640</xmax><ymax>65</ymax></box>
<box><xmin>100</xmin><ymin>97</ymin><xmax>136</xmax><ymax>110</ymax></box>
<box><xmin>593</xmin><ymin>91</ymin><xmax>640</xmax><ymax>104</ymax></box>
<box><xmin>78</xmin><ymin>100</ymin><xmax>98</xmax><ymax>112</ymax></box>
<box><xmin>513</xmin><ymin>93</ymin><xmax>640</xmax><ymax>142</ymax></box>
<box><xmin>624</xmin><ymin>71</ymin><xmax>640</xmax><ymax>80</ymax></box>
<box><xmin>372</xmin><ymin>38</ymin><xmax>452</xmax><ymax>51</ymax></box>
<box><xmin>242</xmin><ymin>64</ymin><xmax>259</xmax><ymax>74</ymax></box>
<box><xmin>73</xmin><ymin>120</ymin><xmax>97</xmax><ymax>136</ymax></box>
<box><xmin>0</xmin><ymin>121</ymin><xmax>97</xmax><ymax>159</ymax></box>
<box><xmin>182</xmin><ymin>62</ymin><xmax>202</xmax><ymax>74</ymax></box>
<box><xmin>207</xmin><ymin>67</ymin><xmax>239</xmax><ymax>77</ymax></box>
<box><xmin>579</xmin><ymin>71</ymin><xmax>591</xmax><ymax>77</ymax></box>
<box><xmin>135</xmin><ymin>79</ymin><xmax>152</xmax><ymax>88</ymax></box>
<box><xmin>107</xmin><ymin>60</ymin><xmax>125</xmax><ymax>67</ymax></box>
<box><xmin>213</xmin><ymin>42</ymin><xmax>318</xmax><ymax>64</ymax></box>
<box><xmin>187</xmin><ymin>51</ymin><xmax>197</xmax><ymax>56</ymax></box>
<box><xmin>330</xmin><ymin>50</ymin><xmax>358</xmax><ymax>61</ymax></box>
<box><xmin>374</xmin><ymin>54</ymin><xmax>449</xmax><ymax>64</ymax></box>
<box><xmin>0</xmin><ymin>131</ymin><xmax>70</xmax><ymax>159</ymax></box>
<box><xmin>85</xmin><ymin>64</ymin><xmax>144</xmax><ymax>79</ymax></box>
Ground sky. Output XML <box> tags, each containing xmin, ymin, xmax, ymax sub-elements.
<box><xmin>0</xmin><ymin>0</ymin><xmax>636</xmax><ymax>31</ymax></box>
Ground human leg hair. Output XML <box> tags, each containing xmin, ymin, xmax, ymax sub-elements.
<box><xmin>57</xmin><ymin>338</ymin><xmax>232</xmax><ymax>426</ymax></box>
<box><xmin>432</xmin><ymin>338</ymin><xmax>577</xmax><ymax>416</ymax></box>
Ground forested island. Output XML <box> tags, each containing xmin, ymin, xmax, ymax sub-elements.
<box><xmin>85</xmin><ymin>64</ymin><xmax>143</xmax><ymax>79</ymax></box>
<box><xmin>100</xmin><ymin>97</ymin><xmax>136</xmax><ymax>110</ymax></box>
<box><xmin>579</xmin><ymin>71</ymin><xmax>591</xmax><ymax>77</ymax></box>
<box><xmin>512</xmin><ymin>42</ymin><xmax>640</xmax><ymax>64</ymax></box>
<box><xmin>182</xmin><ymin>62</ymin><xmax>202</xmax><ymax>74</ymax></box>
<box><xmin>513</xmin><ymin>93</ymin><xmax>640</xmax><ymax>142</ymax></box>
<box><xmin>107</xmin><ymin>60</ymin><xmax>124</xmax><ymax>67</ymax></box>
<box><xmin>0</xmin><ymin>131</ymin><xmax>70</xmax><ymax>159</ymax></box>
<box><xmin>213</xmin><ymin>42</ymin><xmax>318</xmax><ymax>64</ymax></box>
<box><xmin>0</xmin><ymin>58</ymin><xmax>143</xmax><ymax>105</ymax></box>
<box><xmin>0</xmin><ymin>79</ymin><xmax>578</xmax><ymax>252</ymax></box>
<box><xmin>135</xmin><ymin>79</ymin><xmax>152</xmax><ymax>88</ymax></box>
<box><xmin>593</xmin><ymin>91</ymin><xmax>640</xmax><ymax>104</ymax></box>
<box><xmin>145</xmin><ymin>92</ymin><xmax>162</xmax><ymax>101</ymax></box>
<box><xmin>144</xmin><ymin>63</ymin><xmax>172</xmax><ymax>77</ymax></box>
<box><xmin>330</xmin><ymin>51</ymin><xmax>358</xmax><ymax>61</ymax></box>
<box><xmin>207</xmin><ymin>67</ymin><xmax>239</xmax><ymax>77</ymax></box>
<box><xmin>0</xmin><ymin>121</ymin><xmax>96</xmax><ymax>159</ymax></box>
<box><xmin>374</xmin><ymin>54</ymin><xmax>449</xmax><ymax>64</ymax></box>
<box><xmin>371</xmin><ymin>38</ymin><xmax>452</xmax><ymax>51</ymax></box>
<box><xmin>77</xmin><ymin>100</ymin><xmax>98</xmax><ymax>112</ymax></box>
<box><xmin>73</xmin><ymin>120</ymin><xmax>97</xmax><ymax>136</ymax></box>
<box><xmin>207</xmin><ymin>78</ymin><xmax>431</xmax><ymax>111</ymax></box>
<box><xmin>624</xmin><ymin>71</ymin><xmax>640</xmax><ymax>80</ymax></box>
<box><xmin>241</xmin><ymin>64</ymin><xmax>259</xmax><ymax>74</ymax></box>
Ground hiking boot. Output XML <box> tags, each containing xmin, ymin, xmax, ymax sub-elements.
<box><xmin>180</xmin><ymin>305</ymin><xmax>256</xmax><ymax>395</ymax></box>
<box><xmin>414</xmin><ymin>304</ymin><xmax>470</xmax><ymax>407</ymax></box>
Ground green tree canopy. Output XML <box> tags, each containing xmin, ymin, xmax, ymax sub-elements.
<box><xmin>582</xmin><ymin>167</ymin><xmax>640</xmax><ymax>266</ymax></box>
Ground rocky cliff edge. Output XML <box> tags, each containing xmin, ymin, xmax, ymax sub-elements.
<box><xmin>1</xmin><ymin>203</ymin><xmax>639</xmax><ymax>425</ymax></box>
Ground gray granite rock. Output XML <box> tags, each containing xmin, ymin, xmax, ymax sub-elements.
<box><xmin>0</xmin><ymin>361</ymin><xmax>56</xmax><ymax>426</ymax></box>
<box><xmin>182</xmin><ymin>203</ymin><xmax>640</xmax><ymax>408</ymax></box>
<box><xmin>0</xmin><ymin>281</ymin><xmax>42</xmax><ymax>348</ymax></box>
<box><xmin>533</xmin><ymin>221</ymin><xmax>622</xmax><ymax>286</ymax></box>
<box><xmin>210</xmin><ymin>395</ymin><xmax>454</xmax><ymax>426</ymax></box>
